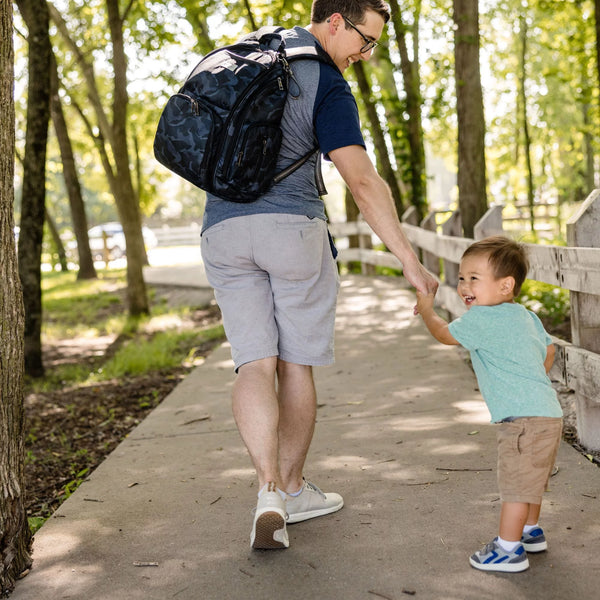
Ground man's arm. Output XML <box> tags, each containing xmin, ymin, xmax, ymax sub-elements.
<box><xmin>415</xmin><ymin>291</ymin><xmax>460</xmax><ymax>346</ymax></box>
<box><xmin>329</xmin><ymin>145</ymin><xmax>438</xmax><ymax>295</ymax></box>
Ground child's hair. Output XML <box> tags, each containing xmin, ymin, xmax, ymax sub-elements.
<box><xmin>462</xmin><ymin>236</ymin><xmax>529</xmax><ymax>296</ymax></box>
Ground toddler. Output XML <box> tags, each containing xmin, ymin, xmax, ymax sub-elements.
<box><xmin>415</xmin><ymin>235</ymin><xmax>563</xmax><ymax>573</ymax></box>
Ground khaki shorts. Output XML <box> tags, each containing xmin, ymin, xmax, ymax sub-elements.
<box><xmin>497</xmin><ymin>416</ymin><xmax>563</xmax><ymax>505</ymax></box>
<box><xmin>201</xmin><ymin>213</ymin><xmax>339</xmax><ymax>371</ymax></box>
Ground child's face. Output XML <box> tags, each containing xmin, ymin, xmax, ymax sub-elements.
<box><xmin>457</xmin><ymin>253</ymin><xmax>514</xmax><ymax>308</ymax></box>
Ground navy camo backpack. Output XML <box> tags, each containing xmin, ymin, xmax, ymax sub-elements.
<box><xmin>153</xmin><ymin>27</ymin><xmax>335</xmax><ymax>202</ymax></box>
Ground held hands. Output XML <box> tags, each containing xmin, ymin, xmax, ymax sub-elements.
<box><xmin>403</xmin><ymin>260</ymin><xmax>439</xmax><ymax>297</ymax></box>
<box><xmin>414</xmin><ymin>289</ymin><xmax>436</xmax><ymax>317</ymax></box>
<box><xmin>403</xmin><ymin>260</ymin><xmax>438</xmax><ymax>316</ymax></box>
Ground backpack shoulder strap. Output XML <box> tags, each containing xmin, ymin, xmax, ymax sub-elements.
<box><xmin>238</xmin><ymin>26</ymin><xmax>286</xmax><ymax>53</ymax></box>
<box><xmin>285</xmin><ymin>44</ymin><xmax>338</xmax><ymax>71</ymax></box>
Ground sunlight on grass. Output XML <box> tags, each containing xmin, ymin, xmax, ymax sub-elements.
<box><xmin>95</xmin><ymin>325</ymin><xmax>225</xmax><ymax>379</ymax></box>
<box><xmin>35</xmin><ymin>269</ymin><xmax>225</xmax><ymax>392</ymax></box>
<box><xmin>42</xmin><ymin>269</ymin><xmax>127</xmax><ymax>340</ymax></box>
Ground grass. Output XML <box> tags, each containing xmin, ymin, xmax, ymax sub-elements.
<box><xmin>96</xmin><ymin>325</ymin><xmax>225</xmax><ymax>379</ymax></box>
<box><xmin>32</xmin><ymin>269</ymin><xmax>225</xmax><ymax>390</ymax></box>
<box><xmin>42</xmin><ymin>269</ymin><xmax>128</xmax><ymax>339</ymax></box>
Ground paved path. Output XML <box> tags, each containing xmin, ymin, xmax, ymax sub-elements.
<box><xmin>11</xmin><ymin>274</ymin><xmax>600</xmax><ymax>600</ymax></box>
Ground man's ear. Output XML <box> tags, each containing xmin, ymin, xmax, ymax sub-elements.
<box><xmin>500</xmin><ymin>276</ymin><xmax>516</xmax><ymax>296</ymax></box>
<box><xmin>327</xmin><ymin>13</ymin><xmax>343</xmax><ymax>31</ymax></box>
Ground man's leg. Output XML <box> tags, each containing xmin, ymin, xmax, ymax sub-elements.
<box><xmin>232</xmin><ymin>356</ymin><xmax>280</xmax><ymax>488</ymax></box>
<box><xmin>276</xmin><ymin>360</ymin><xmax>317</xmax><ymax>493</ymax></box>
<box><xmin>276</xmin><ymin>361</ymin><xmax>344</xmax><ymax>523</ymax></box>
<box><xmin>233</xmin><ymin>357</ymin><xmax>289</xmax><ymax>549</ymax></box>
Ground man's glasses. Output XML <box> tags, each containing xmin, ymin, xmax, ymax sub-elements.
<box><xmin>342</xmin><ymin>15</ymin><xmax>378</xmax><ymax>53</ymax></box>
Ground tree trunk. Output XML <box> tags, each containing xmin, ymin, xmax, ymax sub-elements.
<box><xmin>243</xmin><ymin>0</ymin><xmax>258</xmax><ymax>31</ymax></box>
<box><xmin>583</xmin><ymin>103</ymin><xmax>595</xmax><ymax>195</ymax></box>
<box><xmin>15</xmin><ymin>0</ymin><xmax>52</xmax><ymax>377</ymax></box>
<box><xmin>518</xmin><ymin>15</ymin><xmax>535</xmax><ymax>233</ymax></box>
<box><xmin>596</xmin><ymin>0</ymin><xmax>600</xmax><ymax>109</ymax></box>
<box><xmin>49</xmin><ymin>0</ymin><xmax>149</xmax><ymax>315</ymax></box>
<box><xmin>353</xmin><ymin>61</ymin><xmax>405</xmax><ymax>216</ymax></box>
<box><xmin>0</xmin><ymin>0</ymin><xmax>34</xmax><ymax>593</ymax></box>
<box><xmin>388</xmin><ymin>0</ymin><xmax>427</xmax><ymax>219</ymax></box>
<box><xmin>50</xmin><ymin>52</ymin><xmax>97</xmax><ymax>280</ymax></box>
<box><xmin>453</xmin><ymin>0</ymin><xmax>488</xmax><ymax>238</ymax></box>
<box><xmin>45</xmin><ymin>209</ymin><xmax>68</xmax><ymax>272</ymax></box>
<box><xmin>106</xmin><ymin>0</ymin><xmax>148</xmax><ymax>315</ymax></box>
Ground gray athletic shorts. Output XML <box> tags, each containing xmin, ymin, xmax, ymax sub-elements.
<box><xmin>201</xmin><ymin>213</ymin><xmax>339</xmax><ymax>371</ymax></box>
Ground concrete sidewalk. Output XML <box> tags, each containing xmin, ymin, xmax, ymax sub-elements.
<box><xmin>12</xmin><ymin>275</ymin><xmax>600</xmax><ymax>600</ymax></box>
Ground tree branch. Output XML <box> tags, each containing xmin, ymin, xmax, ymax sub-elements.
<box><xmin>47</xmin><ymin>1</ymin><xmax>115</xmax><ymax>149</ymax></box>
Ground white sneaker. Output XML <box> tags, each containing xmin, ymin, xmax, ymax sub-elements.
<box><xmin>250</xmin><ymin>482</ymin><xmax>289</xmax><ymax>549</ymax></box>
<box><xmin>286</xmin><ymin>479</ymin><xmax>343</xmax><ymax>524</ymax></box>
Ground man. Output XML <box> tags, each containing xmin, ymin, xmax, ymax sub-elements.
<box><xmin>200</xmin><ymin>0</ymin><xmax>438</xmax><ymax>550</ymax></box>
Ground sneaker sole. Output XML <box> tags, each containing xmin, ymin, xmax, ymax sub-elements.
<box><xmin>251</xmin><ymin>511</ymin><xmax>288</xmax><ymax>550</ymax></box>
<box><xmin>287</xmin><ymin>499</ymin><xmax>344</xmax><ymax>524</ymax></box>
<box><xmin>469</xmin><ymin>557</ymin><xmax>530</xmax><ymax>573</ymax></box>
<box><xmin>522</xmin><ymin>540</ymin><xmax>547</xmax><ymax>552</ymax></box>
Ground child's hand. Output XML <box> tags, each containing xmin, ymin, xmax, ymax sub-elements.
<box><xmin>414</xmin><ymin>290</ymin><xmax>435</xmax><ymax>316</ymax></box>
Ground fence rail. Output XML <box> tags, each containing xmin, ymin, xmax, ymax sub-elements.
<box><xmin>329</xmin><ymin>189</ymin><xmax>600</xmax><ymax>451</ymax></box>
<box><xmin>151</xmin><ymin>224</ymin><xmax>202</xmax><ymax>247</ymax></box>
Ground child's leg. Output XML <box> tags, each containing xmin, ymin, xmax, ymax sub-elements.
<box><xmin>499</xmin><ymin>502</ymin><xmax>529</xmax><ymax>542</ymax></box>
<box><xmin>526</xmin><ymin>502</ymin><xmax>541</xmax><ymax>526</ymax></box>
<box><xmin>521</xmin><ymin>502</ymin><xmax>548</xmax><ymax>552</ymax></box>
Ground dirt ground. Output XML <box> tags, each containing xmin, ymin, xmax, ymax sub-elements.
<box><xmin>23</xmin><ymin>286</ymin><xmax>223</xmax><ymax>523</ymax></box>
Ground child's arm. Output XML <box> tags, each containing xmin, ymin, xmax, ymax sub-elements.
<box><xmin>544</xmin><ymin>343</ymin><xmax>555</xmax><ymax>373</ymax></box>
<box><xmin>415</xmin><ymin>291</ymin><xmax>460</xmax><ymax>346</ymax></box>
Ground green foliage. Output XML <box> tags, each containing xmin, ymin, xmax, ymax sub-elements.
<box><xmin>14</xmin><ymin>0</ymin><xmax>599</xmax><ymax>243</ymax></box>
<box><xmin>41</xmin><ymin>269</ymin><xmax>128</xmax><ymax>339</ymax></box>
<box><xmin>34</xmin><ymin>269</ymin><xmax>225</xmax><ymax>391</ymax></box>
<box><xmin>28</xmin><ymin>517</ymin><xmax>47</xmax><ymax>535</ymax></box>
<box><xmin>63</xmin><ymin>467</ymin><xmax>90</xmax><ymax>499</ymax></box>
<box><xmin>96</xmin><ymin>325</ymin><xmax>225</xmax><ymax>379</ymax></box>
<box><xmin>517</xmin><ymin>280</ymin><xmax>570</xmax><ymax>326</ymax></box>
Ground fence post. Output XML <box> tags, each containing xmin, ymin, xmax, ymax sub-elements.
<box><xmin>401</xmin><ymin>206</ymin><xmax>420</xmax><ymax>257</ymax></box>
<box><xmin>566</xmin><ymin>189</ymin><xmax>600</xmax><ymax>449</ymax></box>
<box><xmin>420</xmin><ymin>212</ymin><xmax>440</xmax><ymax>277</ymax></box>
<box><xmin>357</xmin><ymin>215</ymin><xmax>375</xmax><ymax>276</ymax></box>
<box><xmin>441</xmin><ymin>210</ymin><xmax>461</xmax><ymax>286</ymax></box>
<box><xmin>401</xmin><ymin>205</ymin><xmax>419</xmax><ymax>227</ymax></box>
<box><xmin>474</xmin><ymin>205</ymin><xmax>504</xmax><ymax>240</ymax></box>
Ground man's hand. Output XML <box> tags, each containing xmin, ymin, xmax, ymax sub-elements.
<box><xmin>403</xmin><ymin>260</ymin><xmax>439</xmax><ymax>297</ymax></box>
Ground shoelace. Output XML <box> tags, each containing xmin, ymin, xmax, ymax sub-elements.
<box><xmin>304</xmin><ymin>480</ymin><xmax>326</xmax><ymax>499</ymax></box>
<box><xmin>481</xmin><ymin>541</ymin><xmax>498</xmax><ymax>556</ymax></box>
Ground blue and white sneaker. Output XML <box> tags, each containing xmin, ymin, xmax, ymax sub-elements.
<box><xmin>469</xmin><ymin>538</ymin><xmax>529</xmax><ymax>572</ymax></box>
<box><xmin>521</xmin><ymin>527</ymin><xmax>547</xmax><ymax>552</ymax></box>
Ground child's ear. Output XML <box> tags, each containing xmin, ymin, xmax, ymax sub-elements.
<box><xmin>500</xmin><ymin>276</ymin><xmax>516</xmax><ymax>296</ymax></box>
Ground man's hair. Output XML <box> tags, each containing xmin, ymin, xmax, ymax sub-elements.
<box><xmin>462</xmin><ymin>235</ymin><xmax>529</xmax><ymax>296</ymax></box>
<box><xmin>311</xmin><ymin>0</ymin><xmax>391</xmax><ymax>25</ymax></box>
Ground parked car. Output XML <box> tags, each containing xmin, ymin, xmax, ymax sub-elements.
<box><xmin>86</xmin><ymin>222</ymin><xmax>158</xmax><ymax>261</ymax></box>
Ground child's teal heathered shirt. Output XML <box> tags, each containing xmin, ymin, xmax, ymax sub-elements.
<box><xmin>447</xmin><ymin>303</ymin><xmax>562</xmax><ymax>423</ymax></box>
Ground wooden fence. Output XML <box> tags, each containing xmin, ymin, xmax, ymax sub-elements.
<box><xmin>329</xmin><ymin>189</ymin><xmax>600</xmax><ymax>452</ymax></box>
